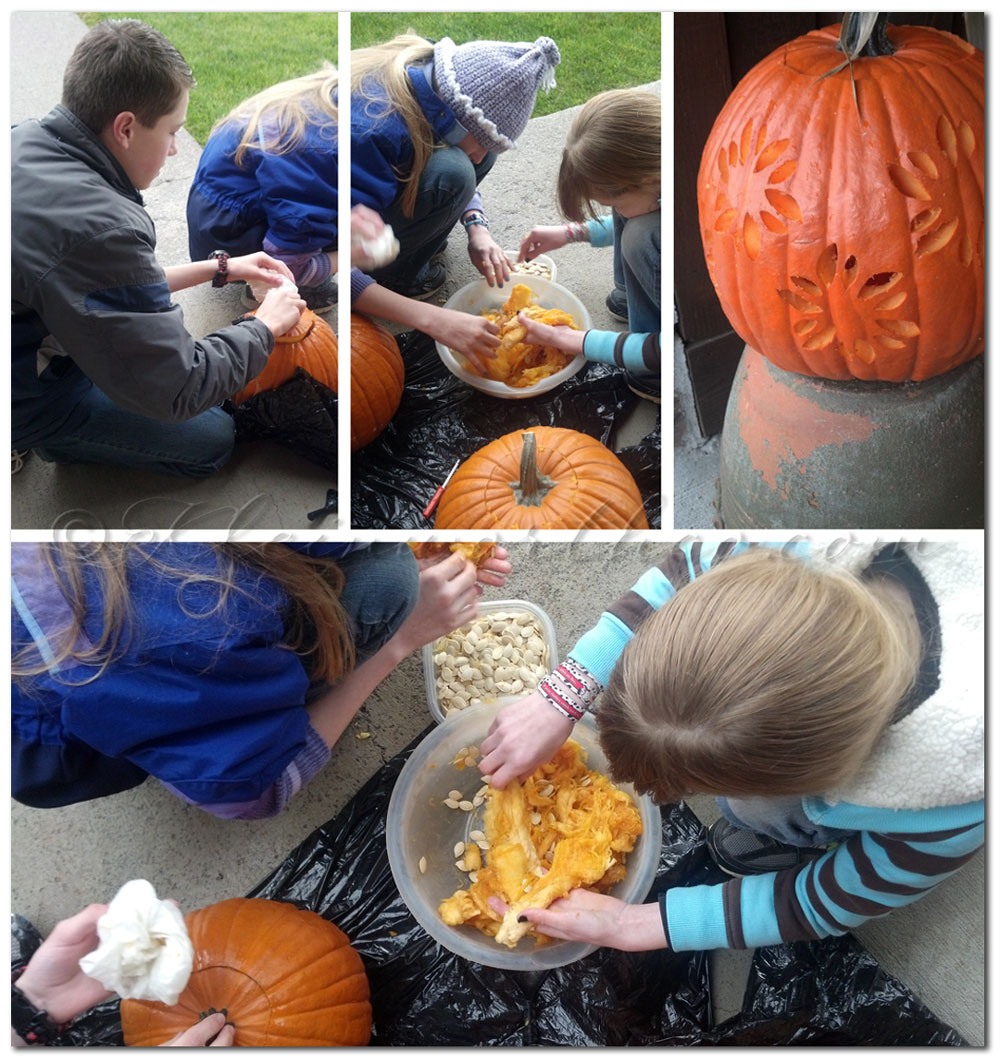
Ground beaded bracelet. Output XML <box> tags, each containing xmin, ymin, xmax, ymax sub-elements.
<box><xmin>564</xmin><ymin>222</ymin><xmax>588</xmax><ymax>244</ymax></box>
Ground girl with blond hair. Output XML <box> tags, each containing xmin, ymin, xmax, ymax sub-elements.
<box><xmin>479</xmin><ymin>539</ymin><xmax>984</xmax><ymax>953</ymax></box>
<box><xmin>12</xmin><ymin>541</ymin><xmax>510</xmax><ymax>819</ymax></box>
<box><xmin>519</xmin><ymin>88</ymin><xmax>661</xmax><ymax>393</ymax></box>
<box><xmin>188</xmin><ymin>65</ymin><xmax>339</xmax><ymax>312</ymax></box>
<box><xmin>350</xmin><ymin>32</ymin><xmax>560</xmax><ymax>371</ymax></box>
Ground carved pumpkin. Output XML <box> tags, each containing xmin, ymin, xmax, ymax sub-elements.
<box><xmin>434</xmin><ymin>427</ymin><xmax>649</xmax><ymax>530</ymax></box>
<box><xmin>231</xmin><ymin>309</ymin><xmax>337</xmax><ymax>406</ymax></box>
<box><xmin>348</xmin><ymin>313</ymin><xmax>405</xmax><ymax>450</ymax></box>
<box><xmin>120</xmin><ymin>898</ymin><xmax>371</xmax><ymax>1047</ymax></box>
<box><xmin>697</xmin><ymin>18</ymin><xmax>984</xmax><ymax>381</ymax></box>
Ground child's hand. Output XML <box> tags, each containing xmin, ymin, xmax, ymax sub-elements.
<box><xmin>515</xmin><ymin>311</ymin><xmax>585</xmax><ymax>355</ymax></box>
<box><xmin>226</xmin><ymin>252</ymin><xmax>297</xmax><ymax>287</ymax></box>
<box><xmin>519</xmin><ymin>225</ymin><xmax>569</xmax><ymax>262</ymax></box>
<box><xmin>162</xmin><ymin>1011</ymin><xmax>236</xmax><ymax>1047</ymax></box>
<box><xmin>396</xmin><ymin>551</ymin><xmax>483</xmax><ymax>651</ymax></box>
<box><xmin>478</xmin><ymin>690</ymin><xmax>574</xmax><ymax>789</ymax></box>
<box><xmin>430</xmin><ymin>308</ymin><xmax>501</xmax><ymax>373</ymax></box>
<box><xmin>467</xmin><ymin>227</ymin><xmax>512</xmax><ymax>288</ymax></box>
<box><xmin>254</xmin><ymin>284</ymin><xmax>307</xmax><ymax>337</ymax></box>
<box><xmin>495</xmin><ymin>891</ymin><xmax>667</xmax><ymax>952</ymax></box>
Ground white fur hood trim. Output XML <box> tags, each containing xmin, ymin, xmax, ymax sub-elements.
<box><xmin>807</xmin><ymin>539</ymin><xmax>984</xmax><ymax>812</ymax></box>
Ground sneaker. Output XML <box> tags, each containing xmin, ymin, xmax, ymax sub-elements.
<box><xmin>384</xmin><ymin>261</ymin><xmax>447</xmax><ymax>301</ymax></box>
<box><xmin>605</xmin><ymin>287</ymin><xmax>628</xmax><ymax>322</ymax></box>
<box><xmin>625</xmin><ymin>369</ymin><xmax>661</xmax><ymax>404</ymax></box>
<box><xmin>11</xmin><ymin>448</ymin><xmax>29</xmax><ymax>474</ymax></box>
<box><xmin>299</xmin><ymin>276</ymin><xmax>338</xmax><ymax>313</ymax></box>
<box><xmin>706</xmin><ymin>818</ymin><xmax>832</xmax><ymax>877</ymax></box>
<box><xmin>240</xmin><ymin>282</ymin><xmax>260</xmax><ymax>310</ymax></box>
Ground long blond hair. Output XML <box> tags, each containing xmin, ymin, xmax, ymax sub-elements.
<box><xmin>558</xmin><ymin>89</ymin><xmax>661</xmax><ymax>221</ymax></box>
<box><xmin>12</xmin><ymin>544</ymin><xmax>355</xmax><ymax>688</ymax></box>
<box><xmin>215</xmin><ymin>64</ymin><xmax>338</xmax><ymax>167</ymax></box>
<box><xmin>598</xmin><ymin>548</ymin><xmax>921</xmax><ymax>804</ymax></box>
<box><xmin>350</xmin><ymin>33</ymin><xmax>437</xmax><ymax>217</ymax></box>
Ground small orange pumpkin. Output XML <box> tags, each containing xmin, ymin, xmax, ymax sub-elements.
<box><xmin>434</xmin><ymin>427</ymin><xmax>649</xmax><ymax>530</ymax></box>
<box><xmin>348</xmin><ymin>313</ymin><xmax>405</xmax><ymax>450</ymax></box>
<box><xmin>120</xmin><ymin>898</ymin><xmax>371</xmax><ymax>1048</ymax></box>
<box><xmin>231</xmin><ymin>309</ymin><xmax>337</xmax><ymax>406</ymax></box>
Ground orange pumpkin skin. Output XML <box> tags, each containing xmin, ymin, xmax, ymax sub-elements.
<box><xmin>697</xmin><ymin>22</ymin><xmax>984</xmax><ymax>382</ymax></box>
<box><xmin>348</xmin><ymin>313</ymin><xmax>405</xmax><ymax>451</ymax></box>
<box><xmin>120</xmin><ymin>898</ymin><xmax>371</xmax><ymax>1047</ymax></box>
<box><xmin>434</xmin><ymin>426</ymin><xmax>649</xmax><ymax>531</ymax></box>
<box><xmin>231</xmin><ymin>309</ymin><xmax>337</xmax><ymax>406</ymax></box>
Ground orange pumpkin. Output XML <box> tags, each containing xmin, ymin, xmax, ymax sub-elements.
<box><xmin>231</xmin><ymin>309</ymin><xmax>337</xmax><ymax>406</ymax></box>
<box><xmin>120</xmin><ymin>898</ymin><xmax>371</xmax><ymax>1048</ymax></box>
<box><xmin>697</xmin><ymin>18</ymin><xmax>984</xmax><ymax>381</ymax></box>
<box><xmin>433</xmin><ymin>427</ymin><xmax>649</xmax><ymax>530</ymax></box>
<box><xmin>347</xmin><ymin>313</ymin><xmax>405</xmax><ymax>451</ymax></box>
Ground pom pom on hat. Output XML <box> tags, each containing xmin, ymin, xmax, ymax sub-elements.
<box><xmin>433</xmin><ymin>36</ymin><xmax>561</xmax><ymax>154</ymax></box>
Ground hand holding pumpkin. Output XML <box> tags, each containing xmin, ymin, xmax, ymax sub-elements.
<box><xmin>224</xmin><ymin>252</ymin><xmax>296</xmax><ymax>287</ymax></box>
<box><xmin>161</xmin><ymin>1010</ymin><xmax>235</xmax><ymax>1047</ymax></box>
<box><xmin>478</xmin><ymin>689</ymin><xmax>575</xmax><ymax>790</ymax></box>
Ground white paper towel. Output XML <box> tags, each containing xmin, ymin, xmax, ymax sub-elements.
<box><xmin>79</xmin><ymin>879</ymin><xmax>194</xmax><ymax>1004</ymax></box>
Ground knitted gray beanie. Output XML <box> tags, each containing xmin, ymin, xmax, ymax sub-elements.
<box><xmin>432</xmin><ymin>36</ymin><xmax>560</xmax><ymax>154</ymax></box>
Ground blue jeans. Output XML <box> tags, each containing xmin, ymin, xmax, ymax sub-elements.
<box><xmin>717</xmin><ymin>796</ymin><xmax>855</xmax><ymax>849</ymax></box>
<box><xmin>613</xmin><ymin>208</ymin><xmax>661</xmax><ymax>333</ymax></box>
<box><xmin>373</xmin><ymin>146</ymin><xmax>497</xmax><ymax>287</ymax></box>
<box><xmin>32</xmin><ymin>385</ymin><xmax>234</xmax><ymax>478</ymax></box>
<box><xmin>335</xmin><ymin>543</ymin><xmax>421</xmax><ymax>664</ymax></box>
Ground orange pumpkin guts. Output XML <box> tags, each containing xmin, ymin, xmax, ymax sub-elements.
<box><xmin>231</xmin><ymin>308</ymin><xmax>337</xmax><ymax>407</ymax></box>
<box><xmin>408</xmin><ymin>541</ymin><xmax>497</xmax><ymax>566</ymax></box>
<box><xmin>348</xmin><ymin>313</ymin><xmax>405</xmax><ymax>450</ymax></box>
<box><xmin>433</xmin><ymin>427</ymin><xmax>649</xmax><ymax>530</ymax></box>
<box><xmin>697</xmin><ymin>20</ymin><xmax>984</xmax><ymax>381</ymax></box>
<box><xmin>120</xmin><ymin>898</ymin><xmax>371</xmax><ymax>1047</ymax></box>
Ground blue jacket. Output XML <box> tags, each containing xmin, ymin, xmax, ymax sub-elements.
<box><xmin>11</xmin><ymin>543</ymin><xmax>357</xmax><ymax>817</ymax></box>
<box><xmin>187</xmin><ymin>107</ymin><xmax>338</xmax><ymax>262</ymax></box>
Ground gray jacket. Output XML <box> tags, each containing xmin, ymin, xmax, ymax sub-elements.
<box><xmin>11</xmin><ymin>105</ymin><xmax>273</xmax><ymax>448</ymax></box>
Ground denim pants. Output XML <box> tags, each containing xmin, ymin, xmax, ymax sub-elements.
<box><xmin>373</xmin><ymin>146</ymin><xmax>497</xmax><ymax>287</ymax></box>
<box><xmin>717</xmin><ymin>796</ymin><xmax>855</xmax><ymax>848</ymax></box>
<box><xmin>613</xmin><ymin>208</ymin><xmax>661</xmax><ymax>333</ymax></box>
<box><xmin>33</xmin><ymin>385</ymin><xmax>235</xmax><ymax>478</ymax></box>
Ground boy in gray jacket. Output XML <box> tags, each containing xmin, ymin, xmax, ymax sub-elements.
<box><xmin>11</xmin><ymin>19</ymin><xmax>306</xmax><ymax>476</ymax></box>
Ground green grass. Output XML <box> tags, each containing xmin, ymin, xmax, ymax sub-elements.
<box><xmin>350</xmin><ymin>12</ymin><xmax>661</xmax><ymax>116</ymax></box>
<box><xmin>79</xmin><ymin>13</ymin><xmax>338</xmax><ymax>143</ymax></box>
<box><xmin>77</xmin><ymin>12</ymin><xmax>660</xmax><ymax>140</ymax></box>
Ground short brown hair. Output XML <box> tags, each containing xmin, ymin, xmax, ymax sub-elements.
<box><xmin>558</xmin><ymin>88</ymin><xmax>661</xmax><ymax>221</ymax></box>
<box><xmin>61</xmin><ymin>19</ymin><xmax>194</xmax><ymax>134</ymax></box>
<box><xmin>598</xmin><ymin>549</ymin><xmax>921</xmax><ymax>804</ymax></box>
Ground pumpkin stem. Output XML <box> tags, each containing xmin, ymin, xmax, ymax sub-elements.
<box><xmin>840</xmin><ymin>13</ymin><xmax>894</xmax><ymax>58</ymax></box>
<box><xmin>509</xmin><ymin>432</ymin><xmax>558</xmax><ymax>505</ymax></box>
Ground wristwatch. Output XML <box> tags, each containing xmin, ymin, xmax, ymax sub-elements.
<box><xmin>210</xmin><ymin>249</ymin><xmax>230</xmax><ymax>288</ymax></box>
<box><xmin>11</xmin><ymin>980</ymin><xmax>72</xmax><ymax>1045</ymax></box>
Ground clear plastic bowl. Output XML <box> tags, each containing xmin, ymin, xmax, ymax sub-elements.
<box><xmin>422</xmin><ymin>599</ymin><xmax>558</xmax><ymax>724</ymax></box>
<box><xmin>434</xmin><ymin>275</ymin><xmax>589</xmax><ymax>399</ymax></box>
<box><xmin>385</xmin><ymin>702</ymin><xmax>662</xmax><ymax>971</ymax></box>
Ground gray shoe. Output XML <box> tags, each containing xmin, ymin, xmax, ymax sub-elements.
<box><xmin>605</xmin><ymin>287</ymin><xmax>628</xmax><ymax>322</ymax></box>
<box><xmin>300</xmin><ymin>276</ymin><xmax>338</xmax><ymax>313</ymax></box>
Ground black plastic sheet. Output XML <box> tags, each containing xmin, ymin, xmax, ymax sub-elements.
<box><xmin>350</xmin><ymin>329</ymin><xmax>662</xmax><ymax>529</ymax></box>
<box><xmin>12</xmin><ymin>726</ymin><xmax>967</xmax><ymax>1047</ymax></box>
<box><xmin>230</xmin><ymin>367</ymin><xmax>338</xmax><ymax>472</ymax></box>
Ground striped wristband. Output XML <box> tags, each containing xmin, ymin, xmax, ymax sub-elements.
<box><xmin>537</xmin><ymin>658</ymin><xmax>602</xmax><ymax>722</ymax></box>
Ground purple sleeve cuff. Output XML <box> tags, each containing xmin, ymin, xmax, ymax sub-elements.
<box><xmin>161</xmin><ymin>725</ymin><xmax>331</xmax><ymax>821</ymax></box>
<box><xmin>350</xmin><ymin>266</ymin><xmax>376</xmax><ymax>305</ymax></box>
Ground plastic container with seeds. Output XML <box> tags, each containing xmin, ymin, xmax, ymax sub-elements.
<box><xmin>385</xmin><ymin>701</ymin><xmax>662</xmax><ymax>971</ymax></box>
<box><xmin>423</xmin><ymin>599</ymin><xmax>558</xmax><ymax>724</ymax></box>
<box><xmin>506</xmin><ymin>252</ymin><xmax>556</xmax><ymax>283</ymax></box>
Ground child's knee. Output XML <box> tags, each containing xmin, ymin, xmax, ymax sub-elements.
<box><xmin>620</xmin><ymin>211</ymin><xmax>661</xmax><ymax>269</ymax></box>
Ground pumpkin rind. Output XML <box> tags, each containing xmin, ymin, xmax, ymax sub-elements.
<box><xmin>231</xmin><ymin>309</ymin><xmax>338</xmax><ymax>406</ymax></box>
<box><xmin>348</xmin><ymin>313</ymin><xmax>405</xmax><ymax>451</ymax></box>
<box><xmin>697</xmin><ymin>22</ymin><xmax>984</xmax><ymax>381</ymax></box>
<box><xmin>120</xmin><ymin>898</ymin><xmax>371</xmax><ymax>1047</ymax></box>
<box><xmin>433</xmin><ymin>426</ymin><xmax>649</xmax><ymax>530</ymax></box>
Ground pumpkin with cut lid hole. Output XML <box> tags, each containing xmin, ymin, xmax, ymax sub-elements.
<box><xmin>120</xmin><ymin>898</ymin><xmax>371</xmax><ymax>1047</ymax></box>
<box><xmin>697</xmin><ymin>16</ymin><xmax>984</xmax><ymax>381</ymax></box>
<box><xmin>433</xmin><ymin>427</ymin><xmax>649</xmax><ymax>530</ymax></box>
<box><xmin>231</xmin><ymin>308</ymin><xmax>337</xmax><ymax>406</ymax></box>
